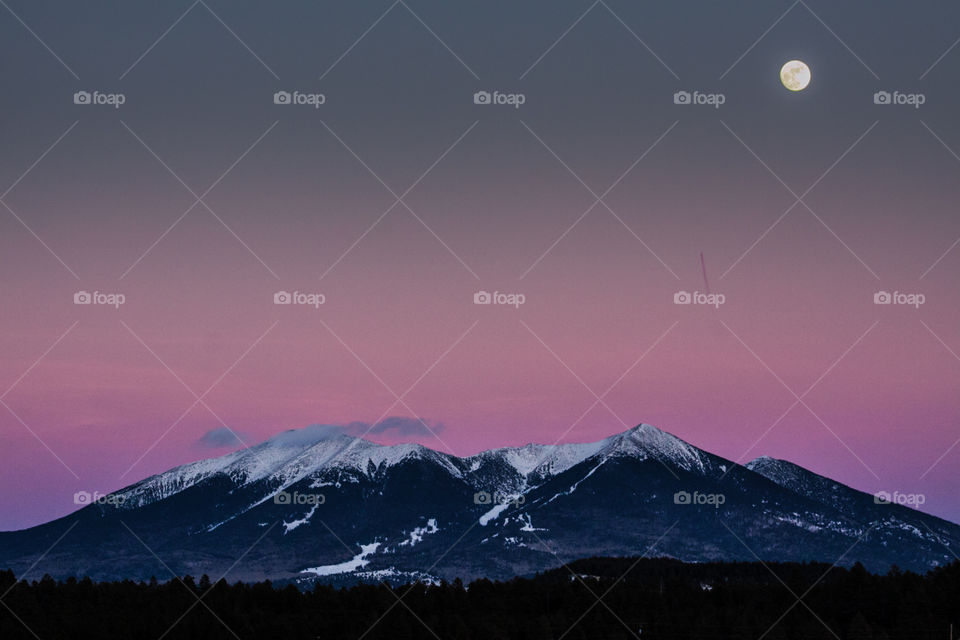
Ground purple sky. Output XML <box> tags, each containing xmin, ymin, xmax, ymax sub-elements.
<box><xmin>2</xmin><ymin>1</ymin><xmax>960</xmax><ymax>530</ymax></box>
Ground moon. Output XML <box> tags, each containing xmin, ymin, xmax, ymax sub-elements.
<box><xmin>780</xmin><ymin>60</ymin><xmax>811</xmax><ymax>91</ymax></box>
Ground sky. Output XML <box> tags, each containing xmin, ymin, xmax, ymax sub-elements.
<box><xmin>2</xmin><ymin>0</ymin><xmax>960</xmax><ymax>530</ymax></box>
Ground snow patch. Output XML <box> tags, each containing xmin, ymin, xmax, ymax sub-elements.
<box><xmin>479</xmin><ymin>503</ymin><xmax>510</xmax><ymax>526</ymax></box>
<box><xmin>518</xmin><ymin>513</ymin><xmax>545</xmax><ymax>532</ymax></box>
<box><xmin>399</xmin><ymin>518</ymin><xmax>439</xmax><ymax>547</ymax></box>
<box><xmin>301</xmin><ymin>541</ymin><xmax>381</xmax><ymax>576</ymax></box>
<box><xmin>545</xmin><ymin>459</ymin><xmax>607</xmax><ymax>505</ymax></box>
<box><xmin>282</xmin><ymin>503</ymin><xmax>319</xmax><ymax>534</ymax></box>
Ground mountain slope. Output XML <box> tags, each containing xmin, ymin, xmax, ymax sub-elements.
<box><xmin>1</xmin><ymin>424</ymin><xmax>957</xmax><ymax>585</ymax></box>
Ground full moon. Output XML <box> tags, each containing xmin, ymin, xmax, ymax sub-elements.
<box><xmin>780</xmin><ymin>60</ymin><xmax>811</xmax><ymax>91</ymax></box>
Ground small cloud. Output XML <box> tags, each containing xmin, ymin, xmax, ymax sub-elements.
<box><xmin>258</xmin><ymin>418</ymin><xmax>449</xmax><ymax>450</ymax></box>
<box><xmin>195</xmin><ymin>427</ymin><xmax>248</xmax><ymax>449</ymax></box>
<box><xmin>344</xmin><ymin>416</ymin><xmax>445</xmax><ymax>438</ymax></box>
<box><xmin>270</xmin><ymin>424</ymin><xmax>346</xmax><ymax>447</ymax></box>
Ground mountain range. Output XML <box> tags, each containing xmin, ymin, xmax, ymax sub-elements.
<box><xmin>1</xmin><ymin>423</ymin><xmax>957</xmax><ymax>585</ymax></box>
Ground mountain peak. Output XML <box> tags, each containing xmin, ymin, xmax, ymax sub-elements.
<box><xmin>263</xmin><ymin>424</ymin><xmax>356</xmax><ymax>447</ymax></box>
<box><xmin>474</xmin><ymin>423</ymin><xmax>709</xmax><ymax>479</ymax></box>
<box><xmin>116</xmin><ymin>428</ymin><xmax>396</xmax><ymax>508</ymax></box>
<box><xmin>602</xmin><ymin>423</ymin><xmax>713</xmax><ymax>472</ymax></box>
<box><xmin>628</xmin><ymin>422</ymin><xmax>662</xmax><ymax>434</ymax></box>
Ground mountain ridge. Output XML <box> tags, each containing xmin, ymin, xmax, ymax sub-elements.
<box><xmin>113</xmin><ymin>423</ymin><xmax>706</xmax><ymax>513</ymax></box>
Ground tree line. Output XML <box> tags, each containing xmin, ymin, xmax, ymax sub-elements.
<box><xmin>1</xmin><ymin>557</ymin><xmax>957</xmax><ymax>639</ymax></box>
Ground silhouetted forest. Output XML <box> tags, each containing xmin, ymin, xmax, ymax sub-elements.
<box><xmin>1</xmin><ymin>558</ymin><xmax>958</xmax><ymax>639</ymax></box>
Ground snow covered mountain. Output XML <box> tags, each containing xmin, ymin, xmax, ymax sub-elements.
<box><xmin>1</xmin><ymin>423</ymin><xmax>958</xmax><ymax>585</ymax></box>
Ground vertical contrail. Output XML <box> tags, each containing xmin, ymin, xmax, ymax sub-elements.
<box><xmin>700</xmin><ymin>252</ymin><xmax>711</xmax><ymax>295</ymax></box>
